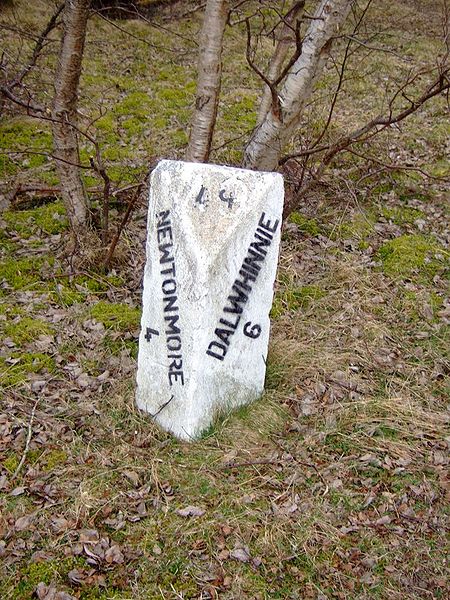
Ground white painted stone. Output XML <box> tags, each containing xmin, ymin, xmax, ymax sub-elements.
<box><xmin>136</xmin><ymin>160</ymin><xmax>284</xmax><ymax>440</ymax></box>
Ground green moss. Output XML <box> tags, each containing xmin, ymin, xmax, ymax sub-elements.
<box><xmin>271</xmin><ymin>285</ymin><xmax>326</xmax><ymax>318</ymax></box>
<box><xmin>381</xmin><ymin>206</ymin><xmax>424</xmax><ymax>226</ymax></box>
<box><xmin>50</xmin><ymin>286</ymin><xmax>85</xmax><ymax>307</ymax></box>
<box><xmin>222</xmin><ymin>94</ymin><xmax>257</xmax><ymax>130</ymax></box>
<box><xmin>3</xmin><ymin>453</ymin><xmax>19</xmax><ymax>473</ymax></box>
<box><xmin>428</xmin><ymin>158</ymin><xmax>449</xmax><ymax>178</ymax></box>
<box><xmin>107</xmin><ymin>165</ymin><xmax>145</xmax><ymax>184</ymax></box>
<box><xmin>158</xmin><ymin>87</ymin><xmax>190</xmax><ymax>110</ymax></box>
<box><xmin>0</xmin><ymin>120</ymin><xmax>52</xmax><ymax>153</ymax></box>
<box><xmin>100</xmin><ymin>143</ymin><xmax>133</xmax><ymax>162</ymax></box>
<box><xmin>121</xmin><ymin>117</ymin><xmax>145</xmax><ymax>137</ymax></box>
<box><xmin>170</xmin><ymin>128</ymin><xmax>188</xmax><ymax>147</ymax></box>
<box><xmin>0</xmin><ymin>353</ymin><xmax>56</xmax><ymax>388</ymax></box>
<box><xmin>113</xmin><ymin>91</ymin><xmax>153</xmax><ymax>119</ymax></box>
<box><xmin>0</xmin><ymin>119</ymin><xmax>52</xmax><ymax>178</ymax></box>
<box><xmin>0</xmin><ymin>304</ymin><xmax>23</xmax><ymax>317</ymax></box>
<box><xmin>43</xmin><ymin>449</ymin><xmax>68</xmax><ymax>471</ymax></box>
<box><xmin>324</xmin><ymin>433</ymin><xmax>352</xmax><ymax>455</ymax></box>
<box><xmin>394</xmin><ymin>289</ymin><xmax>420</xmax><ymax>322</ymax></box>
<box><xmin>4</xmin><ymin>317</ymin><xmax>53</xmax><ymax>345</ymax></box>
<box><xmin>0</xmin><ymin>152</ymin><xmax>17</xmax><ymax>176</ymax></box>
<box><xmin>331</xmin><ymin>213</ymin><xmax>375</xmax><ymax>241</ymax></box>
<box><xmin>39</xmin><ymin>170</ymin><xmax>60</xmax><ymax>186</ymax></box>
<box><xmin>12</xmin><ymin>558</ymin><xmax>82</xmax><ymax>600</ymax></box>
<box><xmin>90</xmin><ymin>301</ymin><xmax>140</xmax><ymax>331</ymax></box>
<box><xmin>376</xmin><ymin>234</ymin><xmax>448</xmax><ymax>279</ymax></box>
<box><xmin>95</xmin><ymin>114</ymin><xmax>116</xmax><ymax>134</ymax></box>
<box><xmin>72</xmin><ymin>273</ymin><xmax>123</xmax><ymax>294</ymax></box>
<box><xmin>0</xmin><ymin>257</ymin><xmax>47</xmax><ymax>291</ymax></box>
<box><xmin>373</xmin><ymin>425</ymin><xmax>399</xmax><ymax>439</ymax></box>
<box><xmin>152</xmin><ymin>115</ymin><xmax>169</xmax><ymax>129</ymax></box>
<box><xmin>289</xmin><ymin>213</ymin><xmax>321</xmax><ymax>236</ymax></box>
<box><xmin>104</xmin><ymin>335</ymin><xmax>138</xmax><ymax>358</ymax></box>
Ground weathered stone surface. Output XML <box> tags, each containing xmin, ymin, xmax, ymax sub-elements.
<box><xmin>136</xmin><ymin>160</ymin><xmax>284</xmax><ymax>440</ymax></box>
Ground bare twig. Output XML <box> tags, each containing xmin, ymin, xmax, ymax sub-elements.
<box><xmin>10</xmin><ymin>3</ymin><xmax>65</xmax><ymax>90</ymax></box>
<box><xmin>103</xmin><ymin>184</ymin><xmax>142</xmax><ymax>270</ymax></box>
<box><xmin>245</xmin><ymin>17</ymin><xmax>281</xmax><ymax>119</ymax></box>
<box><xmin>309</xmin><ymin>0</ymin><xmax>373</xmax><ymax>151</ymax></box>
<box><xmin>347</xmin><ymin>148</ymin><xmax>450</xmax><ymax>182</ymax></box>
<box><xmin>89</xmin><ymin>145</ymin><xmax>111</xmax><ymax>244</ymax></box>
<box><xmin>221</xmin><ymin>458</ymin><xmax>281</xmax><ymax>469</ymax></box>
<box><xmin>281</xmin><ymin>67</ymin><xmax>450</xmax><ymax>167</ymax></box>
<box><xmin>11</xmin><ymin>399</ymin><xmax>38</xmax><ymax>482</ymax></box>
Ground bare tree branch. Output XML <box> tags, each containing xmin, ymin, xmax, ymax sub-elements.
<box><xmin>10</xmin><ymin>3</ymin><xmax>65</xmax><ymax>90</ymax></box>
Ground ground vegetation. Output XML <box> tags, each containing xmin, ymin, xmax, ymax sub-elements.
<box><xmin>0</xmin><ymin>0</ymin><xmax>449</xmax><ymax>598</ymax></box>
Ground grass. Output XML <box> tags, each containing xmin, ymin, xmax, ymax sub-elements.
<box><xmin>3</xmin><ymin>202</ymin><xmax>68</xmax><ymax>237</ymax></box>
<box><xmin>90</xmin><ymin>301</ymin><xmax>141</xmax><ymax>331</ymax></box>
<box><xmin>4</xmin><ymin>317</ymin><xmax>53</xmax><ymax>345</ymax></box>
<box><xmin>0</xmin><ymin>0</ymin><xmax>449</xmax><ymax>598</ymax></box>
<box><xmin>377</xmin><ymin>234</ymin><xmax>448</xmax><ymax>280</ymax></box>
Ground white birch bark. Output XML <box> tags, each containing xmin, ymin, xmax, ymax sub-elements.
<box><xmin>51</xmin><ymin>0</ymin><xmax>90</xmax><ymax>233</ymax></box>
<box><xmin>185</xmin><ymin>0</ymin><xmax>229</xmax><ymax>163</ymax></box>
<box><xmin>244</xmin><ymin>0</ymin><xmax>353</xmax><ymax>172</ymax></box>
<box><xmin>257</xmin><ymin>1</ymin><xmax>305</xmax><ymax>125</ymax></box>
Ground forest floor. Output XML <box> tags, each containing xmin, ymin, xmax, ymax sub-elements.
<box><xmin>0</xmin><ymin>1</ymin><xmax>449</xmax><ymax>599</ymax></box>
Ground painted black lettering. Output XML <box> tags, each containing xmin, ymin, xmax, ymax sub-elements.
<box><xmin>245</xmin><ymin>247</ymin><xmax>265</xmax><ymax>269</ymax></box>
<box><xmin>241</xmin><ymin>261</ymin><xmax>260</xmax><ymax>278</ymax></box>
<box><xmin>165</xmin><ymin>314</ymin><xmax>180</xmax><ymax>335</ymax></box>
<box><xmin>163</xmin><ymin>295</ymin><xmax>178</xmax><ymax>312</ymax></box>
<box><xmin>145</xmin><ymin>327</ymin><xmax>159</xmax><ymax>342</ymax></box>
<box><xmin>169</xmin><ymin>371</ymin><xmax>185</xmax><ymax>386</ymax></box>
<box><xmin>238</xmin><ymin>268</ymin><xmax>256</xmax><ymax>286</ymax></box>
<box><xmin>233</xmin><ymin>280</ymin><xmax>251</xmax><ymax>293</ymax></box>
<box><xmin>258</xmin><ymin>212</ymin><xmax>280</xmax><ymax>233</ymax></box>
<box><xmin>206</xmin><ymin>211</ymin><xmax>279</xmax><ymax>360</ymax></box>
<box><xmin>244</xmin><ymin>321</ymin><xmax>262</xmax><ymax>339</ymax></box>
<box><xmin>167</xmin><ymin>335</ymin><xmax>182</xmax><ymax>352</ymax></box>
<box><xmin>161</xmin><ymin>262</ymin><xmax>176</xmax><ymax>277</ymax></box>
<box><xmin>219</xmin><ymin>315</ymin><xmax>241</xmax><ymax>330</ymax></box>
<box><xmin>162</xmin><ymin>278</ymin><xmax>176</xmax><ymax>295</ymax></box>
<box><xmin>206</xmin><ymin>341</ymin><xmax>227</xmax><ymax>361</ymax></box>
<box><xmin>224</xmin><ymin>285</ymin><xmax>248</xmax><ymax>313</ymax></box>
<box><xmin>157</xmin><ymin>226</ymin><xmax>173</xmax><ymax>244</ymax></box>
<box><xmin>250</xmin><ymin>234</ymin><xmax>271</xmax><ymax>256</ymax></box>
<box><xmin>159</xmin><ymin>243</ymin><xmax>173</xmax><ymax>264</ymax></box>
<box><xmin>157</xmin><ymin>212</ymin><xmax>185</xmax><ymax>385</ymax></box>
<box><xmin>255</xmin><ymin>226</ymin><xmax>273</xmax><ymax>241</ymax></box>
<box><xmin>195</xmin><ymin>185</ymin><xmax>208</xmax><ymax>206</ymax></box>
<box><xmin>168</xmin><ymin>358</ymin><xmax>182</xmax><ymax>371</ymax></box>
<box><xmin>215</xmin><ymin>327</ymin><xmax>233</xmax><ymax>346</ymax></box>
<box><xmin>157</xmin><ymin>210</ymin><xmax>170</xmax><ymax>228</ymax></box>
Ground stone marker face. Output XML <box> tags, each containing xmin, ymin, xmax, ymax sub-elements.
<box><xmin>136</xmin><ymin>160</ymin><xmax>284</xmax><ymax>440</ymax></box>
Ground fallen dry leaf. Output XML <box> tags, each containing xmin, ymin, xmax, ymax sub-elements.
<box><xmin>15</xmin><ymin>513</ymin><xmax>35</xmax><ymax>531</ymax></box>
<box><xmin>105</xmin><ymin>544</ymin><xmax>125</xmax><ymax>564</ymax></box>
<box><xmin>176</xmin><ymin>505</ymin><xmax>205</xmax><ymax>518</ymax></box>
<box><xmin>123</xmin><ymin>470</ymin><xmax>140</xmax><ymax>486</ymax></box>
<box><xmin>230</xmin><ymin>547</ymin><xmax>250</xmax><ymax>563</ymax></box>
<box><xmin>78</xmin><ymin>529</ymin><xmax>99</xmax><ymax>544</ymax></box>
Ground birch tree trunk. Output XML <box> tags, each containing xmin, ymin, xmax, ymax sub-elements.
<box><xmin>244</xmin><ymin>0</ymin><xmax>353</xmax><ymax>172</ymax></box>
<box><xmin>185</xmin><ymin>0</ymin><xmax>229</xmax><ymax>163</ymax></box>
<box><xmin>257</xmin><ymin>1</ymin><xmax>305</xmax><ymax>125</ymax></box>
<box><xmin>51</xmin><ymin>0</ymin><xmax>90</xmax><ymax>233</ymax></box>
